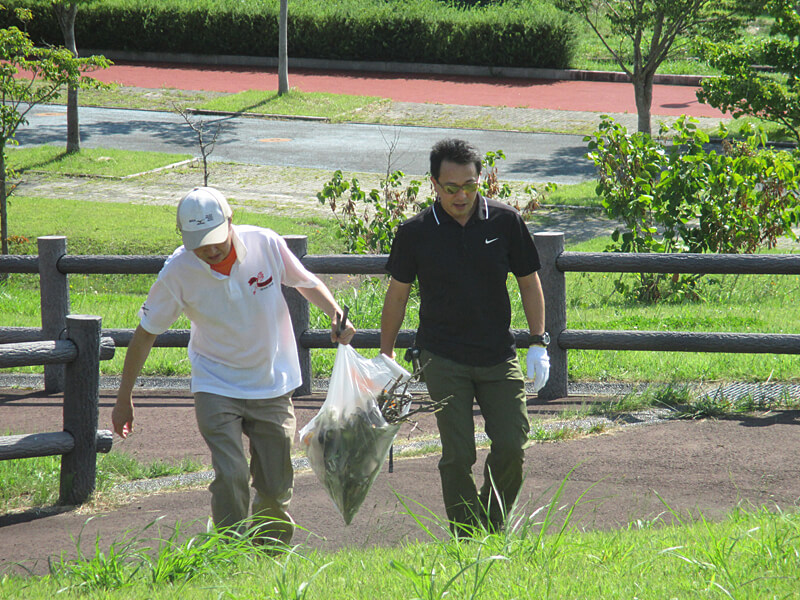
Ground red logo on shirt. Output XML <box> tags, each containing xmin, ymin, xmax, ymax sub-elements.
<box><xmin>248</xmin><ymin>272</ymin><xmax>273</xmax><ymax>294</ymax></box>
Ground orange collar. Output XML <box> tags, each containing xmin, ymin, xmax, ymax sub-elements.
<box><xmin>210</xmin><ymin>245</ymin><xmax>237</xmax><ymax>276</ymax></box>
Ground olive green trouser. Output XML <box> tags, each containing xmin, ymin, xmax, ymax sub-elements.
<box><xmin>421</xmin><ymin>350</ymin><xmax>529</xmax><ymax>533</ymax></box>
<box><xmin>194</xmin><ymin>391</ymin><xmax>296</xmax><ymax>545</ymax></box>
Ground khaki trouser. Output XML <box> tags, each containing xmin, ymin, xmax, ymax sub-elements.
<box><xmin>421</xmin><ymin>350</ymin><xmax>529</xmax><ymax>533</ymax></box>
<box><xmin>194</xmin><ymin>391</ymin><xmax>296</xmax><ymax>545</ymax></box>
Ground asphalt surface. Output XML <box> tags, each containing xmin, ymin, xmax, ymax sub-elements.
<box><xmin>16</xmin><ymin>59</ymin><xmax>730</xmax><ymax>184</ymax></box>
<box><xmin>19</xmin><ymin>105</ymin><xmax>596</xmax><ymax>184</ymax></box>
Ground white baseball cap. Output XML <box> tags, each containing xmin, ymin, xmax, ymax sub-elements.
<box><xmin>176</xmin><ymin>187</ymin><xmax>232</xmax><ymax>250</ymax></box>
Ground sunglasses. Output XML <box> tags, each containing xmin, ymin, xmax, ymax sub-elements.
<box><xmin>437</xmin><ymin>180</ymin><xmax>480</xmax><ymax>195</ymax></box>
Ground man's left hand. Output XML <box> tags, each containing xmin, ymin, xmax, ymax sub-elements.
<box><xmin>526</xmin><ymin>346</ymin><xmax>550</xmax><ymax>393</ymax></box>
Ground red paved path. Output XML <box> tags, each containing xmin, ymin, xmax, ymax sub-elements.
<box><xmin>91</xmin><ymin>61</ymin><xmax>727</xmax><ymax>118</ymax></box>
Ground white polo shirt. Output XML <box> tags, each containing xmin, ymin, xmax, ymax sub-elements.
<box><xmin>139</xmin><ymin>225</ymin><xmax>321</xmax><ymax>399</ymax></box>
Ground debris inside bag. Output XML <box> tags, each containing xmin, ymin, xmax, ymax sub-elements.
<box><xmin>300</xmin><ymin>345</ymin><xmax>447</xmax><ymax>524</ymax></box>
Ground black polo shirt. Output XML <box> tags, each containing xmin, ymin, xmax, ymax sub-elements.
<box><xmin>386</xmin><ymin>194</ymin><xmax>540</xmax><ymax>366</ymax></box>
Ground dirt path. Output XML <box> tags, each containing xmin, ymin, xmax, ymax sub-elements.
<box><xmin>2</xmin><ymin>386</ymin><xmax>800</xmax><ymax>576</ymax></box>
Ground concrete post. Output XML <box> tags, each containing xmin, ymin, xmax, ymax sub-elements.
<box><xmin>534</xmin><ymin>232</ymin><xmax>568</xmax><ymax>400</ymax></box>
<box><xmin>38</xmin><ymin>236</ymin><xmax>69</xmax><ymax>393</ymax></box>
<box><xmin>59</xmin><ymin>315</ymin><xmax>101</xmax><ymax>505</ymax></box>
<box><xmin>283</xmin><ymin>235</ymin><xmax>312</xmax><ymax>396</ymax></box>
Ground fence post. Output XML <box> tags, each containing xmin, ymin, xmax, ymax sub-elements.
<box><xmin>534</xmin><ymin>232</ymin><xmax>568</xmax><ymax>400</ymax></box>
<box><xmin>283</xmin><ymin>235</ymin><xmax>312</xmax><ymax>396</ymax></box>
<box><xmin>59</xmin><ymin>314</ymin><xmax>101</xmax><ymax>505</ymax></box>
<box><xmin>38</xmin><ymin>236</ymin><xmax>70</xmax><ymax>393</ymax></box>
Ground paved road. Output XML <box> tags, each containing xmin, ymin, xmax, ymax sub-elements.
<box><xmin>19</xmin><ymin>105</ymin><xmax>596</xmax><ymax>184</ymax></box>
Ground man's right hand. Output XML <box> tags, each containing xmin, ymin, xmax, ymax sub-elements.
<box><xmin>112</xmin><ymin>396</ymin><xmax>134</xmax><ymax>438</ymax></box>
<box><xmin>112</xmin><ymin>325</ymin><xmax>157</xmax><ymax>438</ymax></box>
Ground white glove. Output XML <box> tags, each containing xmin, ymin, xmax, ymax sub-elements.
<box><xmin>526</xmin><ymin>346</ymin><xmax>550</xmax><ymax>393</ymax></box>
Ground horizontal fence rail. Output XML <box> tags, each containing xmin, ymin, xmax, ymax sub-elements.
<box><xmin>3</xmin><ymin>234</ymin><xmax>800</xmax><ymax>400</ymax></box>
<box><xmin>557</xmin><ymin>252</ymin><xmax>800</xmax><ymax>274</ymax></box>
<box><xmin>0</xmin><ymin>327</ymin><xmax>46</xmax><ymax>343</ymax></box>
<box><xmin>0</xmin><ymin>255</ymin><xmax>38</xmax><ymax>274</ymax></box>
<box><xmin>0</xmin><ymin>431</ymin><xmax>113</xmax><ymax>460</ymax></box>
<box><xmin>301</xmin><ymin>254</ymin><xmax>388</xmax><ymax>274</ymax></box>
<box><xmin>0</xmin><ymin>338</ymin><xmax>116</xmax><ymax>367</ymax></box>
<box><xmin>103</xmin><ymin>328</ymin><xmax>189</xmax><ymax>348</ymax></box>
<box><xmin>559</xmin><ymin>330</ymin><xmax>800</xmax><ymax>354</ymax></box>
<box><xmin>58</xmin><ymin>255</ymin><xmax>169</xmax><ymax>274</ymax></box>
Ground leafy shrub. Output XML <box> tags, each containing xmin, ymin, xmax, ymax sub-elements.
<box><xmin>1</xmin><ymin>0</ymin><xmax>576</xmax><ymax>69</ymax></box>
<box><xmin>317</xmin><ymin>150</ymin><xmax>549</xmax><ymax>254</ymax></box>
<box><xmin>317</xmin><ymin>169</ymin><xmax>423</xmax><ymax>254</ymax></box>
<box><xmin>585</xmin><ymin>115</ymin><xmax>800</xmax><ymax>302</ymax></box>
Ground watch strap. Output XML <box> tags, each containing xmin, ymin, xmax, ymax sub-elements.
<box><xmin>528</xmin><ymin>332</ymin><xmax>550</xmax><ymax>347</ymax></box>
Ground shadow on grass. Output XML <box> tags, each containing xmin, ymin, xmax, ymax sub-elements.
<box><xmin>12</xmin><ymin>150</ymin><xmax>74</xmax><ymax>174</ymax></box>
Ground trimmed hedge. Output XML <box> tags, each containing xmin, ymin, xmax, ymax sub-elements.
<box><xmin>2</xmin><ymin>0</ymin><xmax>576</xmax><ymax>69</ymax></box>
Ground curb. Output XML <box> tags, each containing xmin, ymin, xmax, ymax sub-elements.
<box><xmin>82</xmin><ymin>49</ymin><xmax>706</xmax><ymax>87</ymax></box>
<box><xmin>185</xmin><ymin>107</ymin><xmax>329</xmax><ymax>122</ymax></box>
<box><xmin>19</xmin><ymin>157</ymin><xmax>199</xmax><ymax>181</ymax></box>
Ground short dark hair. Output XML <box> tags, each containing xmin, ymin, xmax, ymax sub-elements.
<box><xmin>429</xmin><ymin>139</ymin><xmax>482</xmax><ymax>180</ymax></box>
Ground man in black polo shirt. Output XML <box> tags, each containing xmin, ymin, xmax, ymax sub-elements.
<box><xmin>380</xmin><ymin>138</ymin><xmax>550</xmax><ymax>535</ymax></box>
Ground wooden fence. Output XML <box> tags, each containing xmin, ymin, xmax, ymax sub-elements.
<box><xmin>2</xmin><ymin>234</ymin><xmax>800</xmax><ymax>402</ymax></box>
<box><xmin>0</xmin><ymin>314</ymin><xmax>115</xmax><ymax>505</ymax></box>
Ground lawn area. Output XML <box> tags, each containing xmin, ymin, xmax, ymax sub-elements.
<box><xmin>1</xmin><ymin>501</ymin><xmax>798</xmax><ymax>598</ymax></box>
<box><xmin>197</xmin><ymin>89</ymin><xmax>389</xmax><ymax>120</ymax></box>
<box><xmin>3</xmin><ymin>187</ymin><xmax>799</xmax><ymax>383</ymax></box>
<box><xmin>7</xmin><ymin>145</ymin><xmax>193</xmax><ymax>178</ymax></box>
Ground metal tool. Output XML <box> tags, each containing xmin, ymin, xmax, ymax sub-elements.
<box><xmin>403</xmin><ymin>345</ymin><xmax>421</xmax><ymax>378</ymax></box>
<box><xmin>335</xmin><ymin>305</ymin><xmax>350</xmax><ymax>337</ymax></box>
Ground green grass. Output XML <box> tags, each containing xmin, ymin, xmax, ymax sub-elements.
<box><xmin>30</xmin><ymin>79</ymin><xmax>226</xmax><ymax>111</ymax></box>
<box><xmin>3</xmin><ymin>184</ymin><xmax>800</xmax><ymax>383</ymax></box>
<box><xmin>554</xmin><ymin>235</ymin><xmax>800</xmax><ymax>383</ymax></box>
<box><xmin>0</xmin><ymin>450</ymin><xmax>205</xmax><ymax>512</ymax></box>
<box><xmin>7</xmin><ymin>145</ymin><xmax>193</xmax><ymax>178</ymax></box>
<box><xmin>197</xmin><ymin>89</ymin><xmax>389</xmax><ymax>120</ymax></box>
<box><xmin>716</xmin><ymin>116</ymin><xmax>800</xmax><ymax>145</ymax></box>
<box><xmin>542</xmin><ymin>180</ymin><xmax>600</xmax><ymax>207</ymax></box>
<box><xmin>1</xmin><ymin>491</ymin><xmax>798</xmax><ymax>597</ymax></box>
<box><xmin>7</xmin><ymin>194</ymin><xmax>341</xmax><ymax>256</ymax></box>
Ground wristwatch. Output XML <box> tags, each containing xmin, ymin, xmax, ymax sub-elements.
<box><xmin>528</xmin><ymin>332</ymin><xmax>550</xmax><ymax>347</ymax></box>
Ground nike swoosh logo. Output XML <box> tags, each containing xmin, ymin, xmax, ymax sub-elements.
<box><xmin>485</xmin><ymin>237</ymin><xmax>499</xmax><ymax>245</ymax></box>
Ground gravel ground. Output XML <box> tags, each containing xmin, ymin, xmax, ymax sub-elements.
<box><xmin>111</xmin><ymin>405</ymin><xmax>677</xmax><ymax>496</ymax></box>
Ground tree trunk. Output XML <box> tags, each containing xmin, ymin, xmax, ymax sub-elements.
<box><xmin>1</xmin><ymin>144</ymin><xmax>8</xmax><ymax>256</ymax></box>
<box><xmin>278</xmin><ymin>0</ymin><xmax>289</xmax><ymax>95</ymax></box>
<box><xmin>633</xmin><ymin>70</ymin><xmax>654</xmax><ymax>135</ymax></box>
<box><xmin>55</xmin><ymin>4</ymin><xmax>80</xmax><ymax>153</ymax></box>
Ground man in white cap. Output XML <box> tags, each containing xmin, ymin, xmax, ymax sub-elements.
<box><xmin>112</xmin><ymin>186</ymin><xmax>354</xmax><ymax>546</ymax></box>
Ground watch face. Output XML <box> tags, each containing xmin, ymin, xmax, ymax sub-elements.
<box><xmin>531</xmin><ymin>332</ymin><xmax>550</xmax><ymax>345</ymax></box>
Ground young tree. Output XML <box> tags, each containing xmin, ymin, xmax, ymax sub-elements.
<box><xmin>556</xmin><ymin>0</ymin><xmax>742</xmax><ymax>134</ymax></box>
<box><xmin>175</xmin><ymin>105</ymin><xmax>224</xmax><ymax>186</ymax></box>
<box><xmin>278</xmin><ymin>0</ymin><xmax>289</xmax><ymax>95</ymax></box>
<box><xmin>51</xmin><ymin>0</ymin><xmax>93</xmax><ymax>153</ymax></box>
<box><xmin>697</xmin><ymin>0</ymin><xmax>800</xmax><ymax>143</ymax></box>
<box><xmin>0</xmin><ymin>10</ymin><xmax>108</xmax><ymax>255</ymax></box>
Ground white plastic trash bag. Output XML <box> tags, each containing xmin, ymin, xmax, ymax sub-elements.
<box><xmin>299</xmin><ymin>344</ymin><xmax>411</xmax><ymax>524</ymax></box>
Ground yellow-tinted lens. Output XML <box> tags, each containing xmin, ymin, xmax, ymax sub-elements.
<box><xmin>442</xmin><ymin>182</ymin><xmax>479</xmax><ymax>194</ymax></box>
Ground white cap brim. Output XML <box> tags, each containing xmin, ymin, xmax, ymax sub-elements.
<box><xmin>181</xmin><ymin>221</ymin><xmax>230</xmax><ymax>251</ymax></box>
